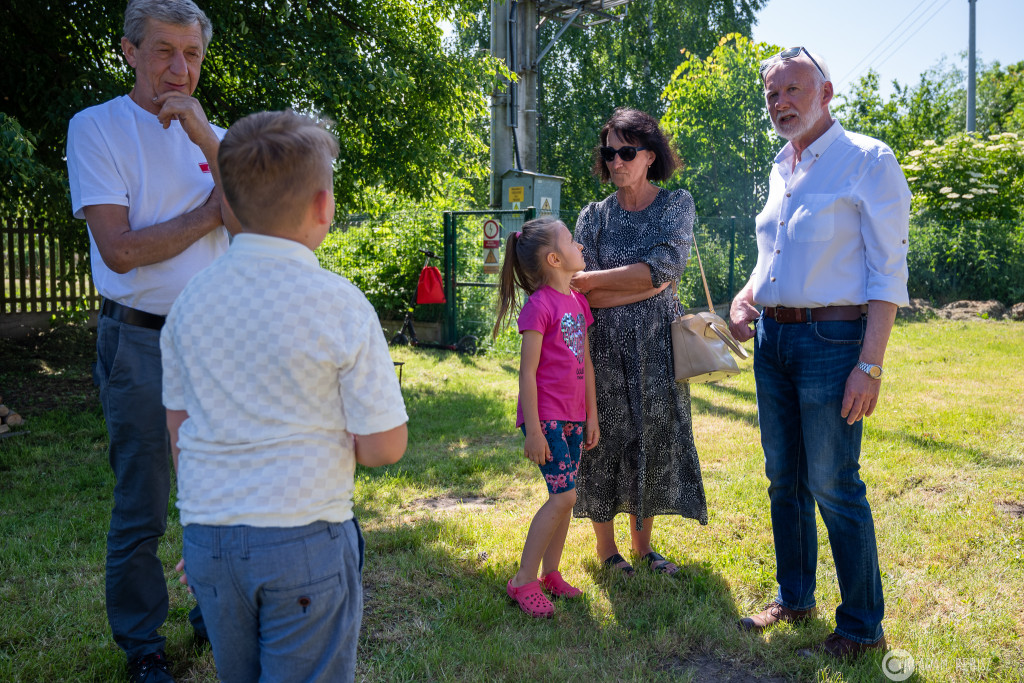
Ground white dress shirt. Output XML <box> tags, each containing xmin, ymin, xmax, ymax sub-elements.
<box><xmin>750</xmin><ymin>120</ymin><xmax>911</xmax><ymax>308</ymax></box>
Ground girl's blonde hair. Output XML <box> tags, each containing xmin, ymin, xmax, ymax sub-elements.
<box><xmin>492</xmin><ymin>216</ymin><xmax>564</xmax><ymax>338</ymax></box>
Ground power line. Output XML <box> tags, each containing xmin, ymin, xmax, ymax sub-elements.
<box><xmin>835</xmin><ymin>0</ymin><xmax>933</xmax><ymax>86</ymax></box>
<box><xmin>839</xmin><ymin>0</ymin><xmax>942</xmax><ymax>88</ymax></box>
<box><xmin>867</xmin><ymin>0</ymin><xmax>955</xmax><ymax>78</ymax></box>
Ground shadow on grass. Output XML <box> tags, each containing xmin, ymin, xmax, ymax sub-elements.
<box><xmin>686</xmin><ymin>381</ymin><xmax>760</xmax><ymax>429</ymax></box>
<box><xmin>870</xmin><ymin>424</ymin><xmax>1022</xmax><ymax>470</ymax></box>
<box><xmin>355</xmin><ymin>512</ymin><xmax>605</xmax><ymax>680</ymax></box>
<box><xmin>584</xmin><ymin>555</ymin><xmax>740</xmax><ymax>643</ymax></box>
<box><xmin>358</xmin><ymin>385</ymin><xmax>529</xmax><ymax>501</ymax></box>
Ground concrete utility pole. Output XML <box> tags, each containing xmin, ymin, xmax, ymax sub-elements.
<box><xmin>967</xmin><ymin>0</ymin><xmax>977</xmax><ymax>132</ymax></box>
<box><xmin>489</xmin><ymin>0</ymin><xmax>537</xmax><ymax>208</ymax></box>
<box><xmin>489</xmin><ymin>0</ymin><xmax>633</xmax><ymax>207</ymax></box>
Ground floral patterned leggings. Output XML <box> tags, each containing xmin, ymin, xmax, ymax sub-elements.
<box><xmin>520</xmin><ymin>420</ymin><xmax>585</xmax><ymax>494</ymax></box>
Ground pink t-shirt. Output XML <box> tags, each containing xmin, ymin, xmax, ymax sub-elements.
<box><xmin>516</xmin><ymin>286</ymin><xmax>594</xmax><ymax>427</ymax></box>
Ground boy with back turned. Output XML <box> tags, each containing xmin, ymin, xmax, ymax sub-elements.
<box><xmin>160</xmin><ymin>110</ymin><xmax>408</xmax><ymax>682</ymax></box>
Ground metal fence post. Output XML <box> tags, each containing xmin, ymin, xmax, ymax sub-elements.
<box><xmin>525</xmin><ymin>206</ymin><xmax>536</xmax><ymax>222</ymax></box>
<box><xmin>442</xmin><ymin>211</ymin><xmax>457</xmax><ymax>344</ymax></box>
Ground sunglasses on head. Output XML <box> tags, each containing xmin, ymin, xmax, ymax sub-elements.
<box><xmin>760</xmin><ymin>46</ymin><xmax>826</xmax><ymax>81</ymax></box>
<box><xmin>599</xmin><ymin>145</ymin><xmax>648</xmax><ymax>163</ymax></box>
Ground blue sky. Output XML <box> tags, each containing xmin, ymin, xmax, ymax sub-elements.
<box><xmin>752</xmin><ymin>0</ymin><xmax>1024</xmax><ymax>97</ymax></box>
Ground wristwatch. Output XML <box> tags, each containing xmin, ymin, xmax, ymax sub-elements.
<box><xmin>857</xmin><ymin>361</ymin><xmax>883</xmax><ymax>379</ymax></box>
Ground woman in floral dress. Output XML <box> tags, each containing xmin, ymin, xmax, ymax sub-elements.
<box><xmin>571</xmin><ymin>108</ymin><xmax>707</xmax><ymax>576</ymax></box>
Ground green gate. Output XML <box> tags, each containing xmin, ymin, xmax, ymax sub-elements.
<box><xmin>441</xmin><ymin>208</ymin><xmax>539</xmax><ymax>344</ymax></box>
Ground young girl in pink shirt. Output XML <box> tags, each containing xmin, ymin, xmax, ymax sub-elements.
<box><xmin>493</xmin><ymin>216</ymin><xmax>600</xmax><ymax>618</ymax></box>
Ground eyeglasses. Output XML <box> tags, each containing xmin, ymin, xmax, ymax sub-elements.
<box><xmin>759</xmin><ymin>46</ymin><xmax>826</xmax><ymax>81</ymax></box>
<box><xmin>599</xmin><ymin>145</ymin><xmax>648</xmax><ymax>163</ymax></box>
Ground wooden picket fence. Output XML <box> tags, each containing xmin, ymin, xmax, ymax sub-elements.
<box><xmin>1</xmin><ymin>216</ymin><xmax>99</xmax><ymax>316</ymax></box>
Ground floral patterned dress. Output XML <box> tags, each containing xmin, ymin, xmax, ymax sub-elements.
<box><xmin>572</xmin><ymin>188</ymin><xmax>708</xmax><ymax>528</ymax></box>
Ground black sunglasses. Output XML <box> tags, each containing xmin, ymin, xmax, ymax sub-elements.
<box><xmin>760</xmin><ymin>46</ymin><xmax>826</xmax><ymax>81</ymax></box>
<box><xmin>599</xmin><ymin>145</ymin><xmax>648</xmax><ymax>163</ymax></box>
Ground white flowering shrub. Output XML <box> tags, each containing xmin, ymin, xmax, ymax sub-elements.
<box><xmin>902</xmin><ymin>133</ymin><xmax>1024</xmax><ymax>303</ymax></box>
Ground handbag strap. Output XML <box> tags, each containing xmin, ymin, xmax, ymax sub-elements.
<box><xmin>692</xmin><ymin>234</ymin><xmax>715</xmax><ymax>312</ymax></box>
<box><xmin>674</xmin><ymin>233</ymin><xmax>715</xmax><ymax>313</ymax></box>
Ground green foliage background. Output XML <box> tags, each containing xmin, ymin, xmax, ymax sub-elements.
<box><xmin>0</xmin><ymin>0</ymin><xmax>494</xmax><ymax>241</ymax></box>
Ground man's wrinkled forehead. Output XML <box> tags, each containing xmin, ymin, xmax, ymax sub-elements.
<box><xmin>762</xmin><ymin>57</ymin><xmax>818</xmax><ymax>90</ymax></box>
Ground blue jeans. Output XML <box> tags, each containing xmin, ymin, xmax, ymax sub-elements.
<box><xmin>183</xmin><ymin>519</ymin><xmax>365</xmax><ymax>683</ymax></box>
<box><xmin>754</xmin><ymin>316</ymin><xmax>884</xmax><ymax>643</ymax></box>
<box><xmin>96</xmin><ymin>315</ymin><xmax>204</xmax><ymax>659</ymax></box>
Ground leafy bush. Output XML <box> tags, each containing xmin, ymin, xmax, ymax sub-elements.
<box><xmin>903</xmin><ymin>133</ymin><xmax>1024</xmax><ymax>221</ymax></box>
<box><xmin>901</xmin><ymin>133</ymin><xmax>1024</xmax><ymax>303</ymax></box>
<box><xmin>907</xmin><ymin>219</ymin><xmax>1024</xmax><ymax>304</ymax></box>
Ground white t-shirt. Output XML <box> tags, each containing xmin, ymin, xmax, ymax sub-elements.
<box><xmin>161</xmin><ymin>233</ymin><xmax>409</xmax><ymax>527</ymax></box>
<box><xmin>67</xmin><ymin>95</ymin><xmax>229</xmax><ymax>315</ymax></box>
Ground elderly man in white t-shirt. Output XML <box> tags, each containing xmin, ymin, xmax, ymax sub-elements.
<box><xmin>66</xmin><ymin>1</ymin><xmax>234</xmax><ymax>680</ymax></box>
<box><xmin>729</xmin><ymin>47</ymin><xmax>910</xmax><ymax>659</ymax></box>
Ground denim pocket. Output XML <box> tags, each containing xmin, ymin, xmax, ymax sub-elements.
<box><xmin>812</xmin><ymin>320</ymin><xmax>864</xmax><ymax>345</ymax></box>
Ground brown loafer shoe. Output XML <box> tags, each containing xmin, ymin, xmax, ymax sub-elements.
<box><xmin>737</xmin><ymin>600</ymin><xmax>815</xmax><ymax>632</ymax></box>
<box><xmin>797</xmin><ymin>631</ymin><xmax>887</xmax><ymax>659</ymax></box>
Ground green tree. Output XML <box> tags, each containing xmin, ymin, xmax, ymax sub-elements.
<box><xmin>661</xmin><ymin>33</ymin><xmax>778</xmax><ymax>219</ymax></box>
<box><xmin>977</xmin><ymin>60</ymin><xmax>1024</xmax><ymax>134</ymax></box>
<box><xmin>0</xmin><ymin>0</ymin><xmax>493</xmax><ymax>229</ymax></box>
<box><xmin>454</xmin><ymin>0</ymin><xmax>766</xmax><ymax>209</ymax></box>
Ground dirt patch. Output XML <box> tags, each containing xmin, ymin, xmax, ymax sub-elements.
<box><xmin>656</xmin><ymin>655</ymin><xmax>789</xmax><ymax>682</ymax></box>
<box><xmin>0</xmin><ymin>324</ymin><xmax>99</xmax><ymax>417</ymax></box>
<box><xmin>899</xmin><ymin>298</ymin><xmax>940</xmax><ymax>320</ymax></box>
<box><xmin>940</xmin><ymin>299</ymin><xmax>1006</xmax><ymax>320</ymax></box>
<box><xmin>995</xmin><ymin>501</ymin><xmax>1024</xmax><ymax>518</ymax></box>
<box><xmin>898</xmin><ymin>299</ymin><xmax>1024</xmax><ymax>321</ymax></box>
<box><xmin>407</xmin><ymin>496</ymin><xmax>495</xmax><ymax>511</ymax></box>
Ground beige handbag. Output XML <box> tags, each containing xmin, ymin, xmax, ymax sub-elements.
<box><xmin>671</xmin><ymin>237</ymin><xmax>750</xmax><ymax>383</ymax></box>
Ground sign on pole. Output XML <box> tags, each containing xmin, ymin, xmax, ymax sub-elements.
<box><xmin>482</xmin><ymin>218</ymin><xmax>502</xmax><ymax>274</ymax></box>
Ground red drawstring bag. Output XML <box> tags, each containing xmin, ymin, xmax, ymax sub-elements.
<box><xmin>416</xmin><ymin>265</ymin><xmax>446</xmax><ymax>304</ymax></box>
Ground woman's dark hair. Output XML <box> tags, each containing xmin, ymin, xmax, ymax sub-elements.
<box><xmin>492</xmin><ymin>216</ymin><xmax>563</xmax><ymax>338</ymax></box>
<box><xmin>591</xmin><ymin>107</ymin><xmax>680</xmax><ymax>183</ymax></box>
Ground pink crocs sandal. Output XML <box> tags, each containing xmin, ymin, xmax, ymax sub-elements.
<box><xmin>540</xmin><ymin>570</ymin><xmax>583</xmax><ymax>598</ymax></box>
<box><xmin>507</xmin><ymin>578</ymin><xmax>554</xmax><ymax>618</ymax></box>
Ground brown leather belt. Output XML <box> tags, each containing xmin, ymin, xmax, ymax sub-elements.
<box><xmin>101</xmin><ymin>299</ymin><xmax>167</xmax><ymax>331</ymax></box>
<box><xmin>763</xmin><ymin>305</ymin><xmax>867</xmax><ymax>324</ymax></box>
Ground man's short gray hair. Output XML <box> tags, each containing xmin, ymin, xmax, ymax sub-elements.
<box><xmin>760</xmin><ymin>47</ymin><xmax>831</xmax><ymax>87</ymax></box>
<box><xmin>123</xmin><ymin>0</ymin><xmax>213</xmax><ymax>50</ymax></box>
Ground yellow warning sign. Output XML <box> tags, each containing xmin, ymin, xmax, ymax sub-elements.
<box><xmin>539</xmin><ymin>196</ymin><xmax>553</xmax><ymax>213</ymax></box>
<box><xmin>511</xmin><ymin>201</ymin><xmax>521</xmax><ymax>211</ymax></box>
<box><xmin>508</xmin><ymin>186</ymin><xmax>525</xmax><ymax>203</ymax></box>
<box><xmin>483</xmin><ymin>246</ymin><xmax>500</xmax><ymax>274</ymax></box>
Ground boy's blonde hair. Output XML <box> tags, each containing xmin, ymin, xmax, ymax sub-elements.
<box><xmin>218</xmin><ymin>110</ymin><xmax>339</xmax><ymax>234</ymax></box>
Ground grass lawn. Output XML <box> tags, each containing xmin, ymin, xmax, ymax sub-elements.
<box><xmin>1</xmin><ymin>319</ymin><xmax>1022</xmax><ymax>682</ymax></box>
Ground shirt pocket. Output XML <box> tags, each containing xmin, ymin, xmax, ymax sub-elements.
<box><xmin>788</xmin><ymin>193</ymin><xmax>836</xmax><ymax>243</ymax></box>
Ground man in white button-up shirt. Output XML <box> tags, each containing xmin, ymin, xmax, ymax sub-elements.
<box><xmin>729</xmin><ymin>47</ymin><xmax>910</xmax><ymax>659</ymax></box>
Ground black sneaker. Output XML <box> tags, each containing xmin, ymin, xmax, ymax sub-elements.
<box><xmin>127</xmin><ymin>651</ymin><xmax>174</xmax><ymax>683</ymax></box>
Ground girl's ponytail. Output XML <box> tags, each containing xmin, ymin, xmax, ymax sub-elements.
<box><xmin>492</xmin><ymin>216</ymin><xmax>563</xmax><ymax>339</ymax></box>
<box><xmin>493</xmin><ymin>231</ymin><xmax>522</xmax><ymax>339</ymax></box>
